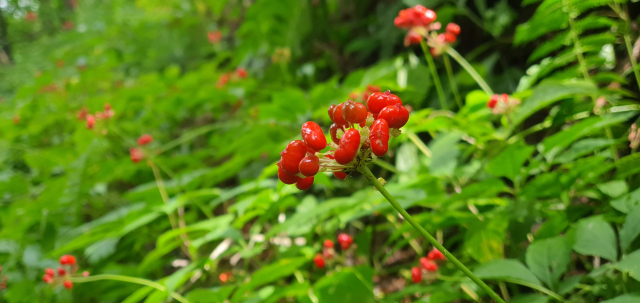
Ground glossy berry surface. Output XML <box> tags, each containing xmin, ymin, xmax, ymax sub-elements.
<box><xmin>337</xmin><ymin>233</ymin><xmax>353</xmax><ymax>250</ymax></box>
<box><xmin>329</xmin><ymin>123</ymin><xmax>344</xmax><ymax>144</ymax></box>
<box><xmin>323</xmin><ymin>239</ymin><xmax>334</xmax><ymax>248</ymax></box>
<box><xmin>130</xmin><ymin>148</ymin><xmax>144</xmax><ymax>163</ymax></box>
<box><xmin>420</xmin><ymin>257</ymin><xmax>438</xmax><ymax>272</ymax></box>
<box><xmin>301</xmin><ymin>121</ymin><xmax>327</xmax><ymax>151</ymax></box>
<box><xmin>411</xmin><ymin>266</ymin><xmax>422</xmax><ymax>283</ymax></box>
<box><xmin>370</xmin><ymin>119</ymin><xmax>390</xmax><ymax>157</ymax></box>
<box><xmin>277</xmin><ymin>163</ymin><xmax>300</xmax><ymax>184</ymax></box>
<box><xmin>299</xmin><ymin>155</ymin><xmax>320</xmax><ymax>177</ymax></box>
<box><xmin>428</xmin><ymin>248</ymin><xmax>446</xmax><ymax>261</ymax></box>
<box><xmin>296</xmin><ymin>177</ymin><xmax>314</xmax><ymax>190</ymax></box>
<box><xmin>378</xmin><ymin>104</ymin><xmax>409</xmax><ymax>129</ymax></box>
<box><xmin>443</xmin><ymin>32</ymin><xmax>457</xmax><ymax>43</ymax></box>
<box><xmin>342</xmin><ymin>100</ymin><xmax>368</xmax><ymax>123</ymax></box>
<box><xmin>334</xmin><ymin>129</ymin><xmax>360</xmax><ymax>165</ymax></box>
<box><xmin>333</xmin><ymin>171</ymin><xmax>347</xmax><ymax>180</ymax></box>
<box><xmin>367</xmin><ymin>91</ymin><xmax>395</xmax><ymax>114</ymax></box>
<box><xmin>64</xmin><ymin>280</ymin><xmax>73</xmax><ymax>289</ymax></box>
<box><xmin>57</xmin><ymin>267</ymin><xmax>66</xmax><ymax>275</ymax></box>
<box><xmin>313</xmin><ymin>253</ymin><xmax>325</xmax><ymax>269</ymax></box>
<box><xmin>137</xmin><ymin>134</ymin><xmax>153</xmax><ymax>145</ymax></box>
<box><xmin>45</xmin><ymin>268</ymin><xmax>55</xmax><ymax>276</ymax></box>
<box><xmin>59</xmin><ymin>255</ymin><xmax>76</xmax><ymax>265</ymax></box>
<box><xmin>280</xmin><ymin>140</ymin><xmax>308</xmax><ymax>174</ymax></box>
<box><xmin>43</xmin><ymin>274</ymin><xmax>53</xmax><ymax>283</ymax></box>
<box><xmin>446</xmin><ymin>23</ymin><xmax>461</xmax><ymax>35</ymax></box>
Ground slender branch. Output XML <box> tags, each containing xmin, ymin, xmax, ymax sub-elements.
<box><xmin>358</xmin><ymin>165</ymin><xmax>506</xmax><ymax>303</ymax></box>
<box><xmin>623</xmin><ymin>33</ymin><xmax>640</xmax><ymax>92</ymax></box>
<box><xmin>70</xmin><ymin>274</ymin><xmax>191</xmax><ymax>303</ymax></box>
<box><xmin>443</xmin><ymin>53</ymin><xmax>463</xmax><ymax>108</ymax></box>
<box><xmin>445</xmin><ymin>48</ymin><xmax>494</xmax><ymax>96</ymax></box>
<box><xmin>419</xmin><ymin>40</ymin><xmax>448</xmax><ymax>110</ymax></box>
<box><xmin>407</xmin><ymin>132</ymin><xmax>432</xmax><ymax>157</ymax></box>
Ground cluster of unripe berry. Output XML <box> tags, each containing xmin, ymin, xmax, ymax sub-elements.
<box><xmin>42</xmin><ymin>255</ymin><xmax>89</xmax><ymax>289</ymax></box>
<box><xmin>486</xmin><ymin>94</ymin><xmax>520</xmax><ymax>115</ymax></box>
<box><xmin>410</xmin><ymin>248</ymin><xmax>446</xmax><ymax>283</ymax></box>
<box><xmin>394</xmin><ymin>5</ymin><xmax>461</xmax><ymax>56</ymax></box>
<box><xmin>216</xmin><ymin>68</ymin><xmax>248</xmax><ymax>89</ymax></box>
<box><xmin>130</xmin><ymin>134</ymin><xmax>153</xmax><ymax>163</ymax></box>
<box><xmin>277</xmin><ymin>90</ymin><xmax>409</xmax><ymax>190</ymax></box>
<box><xmin>313</xmin><ymin>233</ymin><xmax>354</xmax><ymax>269</ymax></box>
<box><xmin>77</xmin><ymin>103</ymin><xmax>115</xmax><ymax>130</ymax></box>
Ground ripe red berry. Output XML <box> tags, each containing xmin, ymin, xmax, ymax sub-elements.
<box><xmin>82</xmin><ymin>271</ymin><xmax>90</xmax><ymax>277</ymax></box>
<box><xmin>43</xmin><ymin>274</ymin><xmax>53</xmax><ymax>283</ymax></box>
<box><xmin>334</xmin><ymin>129</ymin><xmax>361</xmax><ymax>165</ymax></box>
<box><xmin>404</xmin><ymin>31</ymin><xmax>422</xmax><ymax>46</ymax></box>
<box><xmin>419</xmin><ymin>257</ymin><xmax>438</xmax><ymax>272</ymax></box>
<box><xmin>333</xmin><ymin>171</ymin><xmax>347</xmax><ymax>180</ymax></box>
<box><xmin>77</xmin><ymin>108</ymin><xmax>88</xmax><ymax>120</ymax></box>
<box><xmin>369</xmin><ymin>119</ymin><xmax>390</xmax><ymax>157</ymax></box>
<box><xmin>299</xmin><ymin>155</ymin><xmax>320</xmax><ymax>177</ymax></box>
<box><xmin>422</xmin><ymin>9</ymin><xmax>437</xmax><ymax>25</ymax></box>
<box><xmin>314</xmin><ymin>253</ymin><xmax>325</xmax><ymax>269</ymax></box>
<box><xmin>342</xmin><ymin>100</ymin><xmax>368</xmax><ymax>124</ymax></box>
<box><xmin>86</xmin><ymin>114</ymin><xmax>95</xmax><ymax>129</ymax></box>
<box><xmin>130</xmin><ymin>148</ymin><xmax>144</xmax><ymax>163</ymax></box>
<box><xmin>323</xmin><ymin>248</ymin><xmax>334</xmax><ymax>259</ymax></box>
<box><xmin>446</xmin><ymin>23</ymin><xmax>461</xmax><ymax>36</ymax></box>
<box><xmin>367</xmin><ymin>91</ymin><xmax>401</xmax><ymax>114</ymax></box>
<box><xmin>208</xmin><ymin>30</ymin><xmax>222</xmax><ymax>44</ymax></box>
<box><xmin>329</xmin><ymin>123</ymin><xmax>344</xmax><ymax>144</ymax></box>
<box><xmin>331</xmin><ymin>103</ymin><xmax>348</xmax><ymax>126</ymax></box>
<box><xmin>501</xmin><ymin>93</ymin><xmax>510</xmax><ymax>103</ymax></box>
<box><xmin>411</xmin><ymin>266</ymin><xmax>422</xmax><ymax>283</ymax></box>
<box><xmin>337</xmin><ymin>233</ymin><xmax>353</xmax><ymax>250</ymax></box>
<box><xmin>443</xmin><ymin>32</ymin><xmax>457</xmax><ymax>43</ymax></box>
<box><xmin>301</xmin><ymin>121</ymin><xmax>327</xmax><ymax>151</ymax></box>
<box><xmin>323</xmin><ymin>239</ymin><xmax>334</xmax><ymax>248</ymax></box>
<box><xmin>137</xmin><ymin>134</ymin><xmax>153</xmax><ymax>146</ymax></box>
<box><xmin>45</xmin><ymin>268</ymin><xmax>55</xmax><ymax>277</ymax></box>
<box><xmin>236</xmin><ymin>67</ymin><xmax>247</xmax><ymax>78</ymax></box>
<box><xmin>59</xmin><ymin>255</ymin><xmax>76</xmax><ymax>265</ymax></box>
<box><xmin>280</xmin><ymin>140</ymin><xmax>308</xmax><ymax>174</ymax></box>
<box><xmin>57</xmin><ymin>267</ymin><xmax>66</xmax><ymax>276</ymax></box>
<box><xmin>487</xmin><ymin>94</ymin><xmax>499</xmax><ymax>109</ymax></box>
<box><xmin>63</xmin><ymin>280</ymin><xmax>73</xmax><ymax>289</ymax></box>
<box><xmin>277</xmin><ymin>163</ymin><xmax>301</xmax><ymax>185</ymax></box>
<box><xmin>296</xmin><ymin>177</ymin><xmax>314</xmax><ymax>190</ymax></box>
<box><xmin>367</xmin><ymin>85</ymin><xmax>380</xmax><ymax>93</ymax></box>
<box><xmin>104</xmin><ymin>103</ymin><xmax>112</xmax><ymax>111</ymax></box>
<box><xmin>378</xmin><ymin>104</ymin><xmax>410</xmax><ymax>129</ymax></box>
<box><xmin>328</xmin><ymin>105</ymin><xmax>337</xmax><ymax>122</ymax></box>
<box><xmin>427</xmin><ymin>248</ymin><xmax>446</xmax><ymax>261</ymax></box>
<box><xmin>219</xmin><ymin>273</ymin><xmax>229</xmax><ymax>283</ymax></box>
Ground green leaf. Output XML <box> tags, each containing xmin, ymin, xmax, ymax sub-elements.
<box><xmin>428</xmin><ymin>132</ymin><xmax>462</xmax><ymax>177</ymax></box>
<box><xmin>612</xmin><ymin>188</ymin><xmax>640</xmax><ymax>214</ymax></box>
<box><xmin>465</xmin><ymin>217</ymin><xmax>508</xmax><ymax>262</ymax></box>
<box><xmin>509</xmin><ymin>294</ymin><xmax>548</xmax><ymax>303</ymax></box>
<box><xmin>186</xmin><ymin>287</ymin><xmax>236</xmax><ymax>303</ymax></box>
<box><xmin>231</xmin><ymin>258</ymin><xmax>309</xmax><ymax>302</ymax></box>
<box><xmin>620</xmin><ymin>206</ymin><xmax>640</xmax><ymax>253</ymax></box>
<box><xmin>601</xmin><ymin>294</ymin><xmax>640</xmax><ymax>303</ymax></box>
<box><xmin>474</xmin><ymin>259</ymin><xmax>542</xmax><ymax>286</ymax></box>
<box><xmin>572</xmin><ymin>216</ymin><xmax>617</xmax><ymax>261</ymax></box>
<box><xmin>614</xmin><ymin>250</ymin><xmax>640</xmax><ymax>282</ymax></box>
<box><xmin>525</xmin><ymin>236</ymin><xmax>572</xmax><ymax>289</ymax></box>
<box><xmin>313</xmin><ymin>266</ymin><xmax>374</xmax><ymax>303</ymax></box>
<box><xmin>554</xmin><ymin>138</ymin><xmax>619</xmax><ymax>164</ymax></box>
<box><xmin>597</xmin><ymin>180</ymin><xmax>628</xmax><ymax>198</ymax></box>
<box><xmin>486</xmin><ymin>141</ymin><xmax>535</xmax><ymax>180</ymax></box>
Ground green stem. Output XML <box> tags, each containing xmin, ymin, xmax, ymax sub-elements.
<box><xmin>445</xmin><ymin>47</ymin><xmax>493</xmax><ymax>96</ymax></box>
<box><xmin>419</xmin><ymin>40</ymin><xmax>448</xmax><ymax>110</ymax></box>
<box><xmin>358</xmin><ymin>165</ymin><xmax>506</xmax><ymax>303</ymax></box>
<box><xmin>624</xmin><ymin>35</ymin><xmax>640</xmax><ymax>92</ymax></box>
<box><xmin>443</xmin><ymin>53</ymin><xmax>463</xmax><ymax>108</ymax></box>
<box><xmin>70</xmin><ymin>274</ymin><xmax>191</xmax><ymax>303</ymax></box>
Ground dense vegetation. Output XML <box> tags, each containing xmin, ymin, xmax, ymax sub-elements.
<box><xmin>1</xmin><ymin>0</ymin><xmax>640</xmax><ymax>302</ymax></box>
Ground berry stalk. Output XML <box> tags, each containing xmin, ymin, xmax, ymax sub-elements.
<box><xmin>444</xmin><ymin>47</ymin><xmax>494</xmax><ymax>96</ymax></box>
<box><xmin>442</xmin><ymin>53</ymin><xmax>463</xmax><ymax>108</ymax></box>
<box><xmin>357</xmin><ymin>165</ymin><xmax>506</xmax><ymax>303</ymax></box>
<box><xmin>419</xmin><ymin>40</ymin><xmax>448</xmax><ymax>110</ymax></box>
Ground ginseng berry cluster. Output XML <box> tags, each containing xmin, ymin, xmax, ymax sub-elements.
<box><xmin>277</xmin><ymin>90</ymin><xmax>408</xmax><ymax>190</ymax></box>
<box><xmin>486</xmin><ymin>94</ymin><xmax>521</xmax><ymax>115</ymax></box>
<box><xmin>394</xmin><ymin>5</ymin><xmax>461</xmax><ymax>56</ymax></box>
<box><xmin>42</xmin><ymin>255</ymin><xmax>89</xmax><ymax>289</ymax></box>
<box><xmin>130</xmin><ymin>134</ymin><xmax>154</xmax><ymax>163</ymax></box>
<box><xmin>410</xmin><ymin>248</ymin><xmax>447</xmax><ymax>283</ymax></box>
<box><xmin>77</xmin><ymin>103</ymin><xmax>115</xmax><ymax>131</ymax></box>
<box><xmin>314</xmin><ymin>233</ymin><xmax>354</xmax><ymax>269</ymax></box>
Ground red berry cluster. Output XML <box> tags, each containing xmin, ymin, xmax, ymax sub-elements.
<box><xmin>394</xmin><ymin>5</ymin><xmax>436</xmax><ymax>30</ymax></box>
<box><xmin>410</xmin><ymin>248</ymin><xmax>446</xmax><ymax>283</ymax></box>
<box><xmin>130</xmin><ymin>134</ymin><xmax>153</xmax><ymax>163</ymax></box>
<box><xmin>486</xmin><ymin>94</ymin><xmax>520</xmax><ymax>114</ymax></box>
<box><xmin>208</xmin><ymin>30</ymin><xmax>222</xmax><ymax>44</ymax></box>
<box><xmin>218</xmin><ymin>271</ymin><xmax>233</xmax><ymax>284</ymax></box>
<box><xmin>77</xmin><ymin>103</ymin><xmax>114</xmax><ymax>130</ymax></box>
<box><xmin>42</xmin><ymin>255</ymin><xmax>88</xmax><ymax>289</ymax></box>
<box><xmin>394</xmin><ymin>5</ymin><xmax>461</xmax><ymax>55</ymax></box>
<box><xmin>349</xmin><ymin>85</ymin><xmax>381</xmax><ymax>104</ymax></box>
<box><xmin>314</xmin><ymin>233</ymin><xmax>354</xmax><ymax>269</ymax></box>
<box><xmin>216</xmin><ymin>68</ymin><xmax>248</xmax><ymax>89</ymax></box>
<box><xmin>277</xmin><ymin>90</ymin><xmax>408</xmax><ymax>190</ymax></box>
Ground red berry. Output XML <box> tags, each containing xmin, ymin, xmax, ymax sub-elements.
<box><xmin>420</xmin><ymin>257</ymin><xmax>438</xmax><ymax>272</ymax></box>
<box><xmin>104</xmin><ymin>103</ymin><xmax>112</xmax><ymax>111</ymax></box>
<box><xmin>301</xmin><ymin>121</ymin><xmax>327</xmax><ymax>151</ymax></box>
<box><xmin>378</xmin><ymin>104</ymin><xmax>409</xmax><ymax>129</ymax></box>
<box><xmin>437</xmin><ymin>33</ymin><xmax>446</xmax><ymax>43</ymax></box>
<box><xmin>367</xmin><ymin>91</ymin><xmax>401</xmax><ymax>114</ymax></box>
<box><xmin>280</xmin><ymin>140</ymin><xmax>308</xmax><ymax>174</ymax></box>
<box><xmin>323</xmin><ymin>239</ymin><xmax>334</xmax><ymax>248</ymax></box>
<box><xmin>342</xmin><ymin>100</ymin><xmax>368</xmax><ymax>124</ymax></box>
<box><xmin>277</xmin><ymin>163</ymin><xmax>301</xmax><ymax>185</ymax></box>
<box><xmin>446</xmin><ymin>23</ymin><xmax>461</xmax><ymax>36</ymax></box>
<box><xmin>45</xmin><ymin>268</ymin><xmax>55</xmax><ymax>277</ymax></box>
<box><xmin>137</xmin><ymin>134</ymin><xmax>153</xmax><ymax>146</ymax></box>
<box><xmin>86</xmin><ymin>114</ymin><xmax>95</xmax><ymax>129</ymax></box>
<box><xmin>299</xmin><ymin>155</ymin><xmax>320</xmax><ymax>177</ymax></box>
<box><xmin>77</xmin><ymin>108</ymin><xmax>88</xmax><ymax>120</ymax></box>
<box><xmin>329</xmin><ymin>123</ymin><xmax>345</xmax><ymax>144</ymax></box>
<box><xmin>443</xmin><ymin>32</ymin><xmax>457</xmax><ymax>43</ymax></box>
<box><xmin>367</xmin><ymin>85</ymin><xmax>380</xmax><ymax>93</ymax></box>
<box><xmin>328</xmin><ymin>105</ymin><xmax>337</xmax><ymax>122</ymax></box>
<box><xmin>130</xmin><ymin>148</ymin><xmax>144</xmax><ymax>163</ymax></box>
<box><xmin>236</xmin><ymin>67</ymin><xmax>248</xmax><ymax>78</ymax></box>
<box><xmin>331</xmin><ymin>103</ymin><xmax>348</xmax><ymax>126</ymax></box>
<box><xmin>43</xmin><ymin>274</ymin><xmax>53</xmax><ymax>283</ymax></box>
<box><xmin>333</xmin><ymin>171</ymin><xmax>347</xmax><ymax>180</ymax></box>
<box><xmin>487</xmin><ymin>95</ymin><xmax>499</xmax><ymax>109</ymax></box>
<box><xmin>57</xmin><ymin>267</ymin><xmax>66</xmax><ymax>276</ymax></box>
<box><xmin>219</xmin><ymin>273</ymin><xmax>229</xmax><ymax>283</ymax></box>
<box><xmin>82</xmin><ymin>271</ymin><xmax>90</xmax><ymax>277</ymax></box>
<box><xmin>63</xmin><ymin>280</ymin><xmax>73</xmax><ymax>289</ymax></box>
<box><xmin>422</xmin><ymin>9</ymin><xmax>437</xmax><ymax>26</ymax></box>
<box><xmin>369</xmin><ymin>119</ymin><xmax>390</xmax><ymax>157</ymax></box>
<box><xmin>323</xmin><ymin>248</ymin><xmax>334</xmax><ymax>259</ymax></box>
<box><xmin>427</xmin><ymin>248</ymin><xmax>446</xmax><ymax>261</ymax></box>
<box><xmin>337</xmin><ymin>233</ymin><xmax>353</xmax><ymax>250</ymax></box>
<box><xmin>411</xmin><ymin>266</ymin><xmax>422</xmax><ymax>283</ymax></box>
<box><xmin>334</xmin><ymin>129</ymin><xmax>360</xmax><ymax>165</ymax></box>
<box><xmin>208</xmin><ymin>31</ymin><xmax>222</xmax><ymax>44</ymax></box>
<box><xmin>404</xmin><ymin>31</ymin><xmax>422</xmax><ymax>46</ymax></box>
<box><xmin>296</xmin><ymin>177</ymin><xmax>314</xmax><ymax>190</ymax></box>
<box><xmin>59</xmin><ymin>255</ymin><xmax>76</xmax><ymax>265</ymax></box>
<box><xmin>501</xmin><ymin>93</ymin><xmax>510</xmax><ymax>103</ymax></box>
<box><xmin>314</xmin><ymin>253</ymin><xmax>325</xmax><ymax>269</ymax></box>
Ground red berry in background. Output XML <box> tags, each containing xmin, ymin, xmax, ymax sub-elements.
<box><xmin>367</xmin><ymin>85</ymin><xmax>380</xmax><ymax>93</ymax></box>
<box><xmin>501</xmin><ymin>93</ymin><xmax>510</xmax><ymax>103</ymax></box>
<box><xmin>323</xmin><ymin>239</ymin><xmax>334</xmax><ymax>248</ymax></box>
<box><xmin>63</xmin><ymin>280</ymin><xmax>73</xmax><ymax>289</ymax></box>
<box><xmin>236</xmin><ymin>67</ymin><xmax>247</xmax><ymax>78</ymax></box>
<box><xmin>277</xmin><ymin>163</ymin><xmax>301</xmax><ymax>185</ymax></box>
<box><xmin>59</xmin><ymin>255</ymin><xmax>76</xmax><ymax>265</ymax></box>
<box><xmin>57</xmin><ymin>267</ymin><xmax>66</xmax><ymax>276</ymax></box>
<box><xmin>45</xmin><ymin>268</ymin><xmax>55</xmax><ymax>277</ymax></box>
<box><xmin>446</xmin><ymin>23</ymin><xmax>461</xmax><ymax>36</ymax></box>
<box><xmin>137</xmin><ymin>134</ymin><xmax>153</xmax><ymax>146</ymax></box>
<box><xmin>77</xmin><ymin>108</ymin><xmax>88</xmax><ymax>120</ymax></box>
<box><xmin>342</xmin><ymin>100</ymin><xmax>368</xmax><ymax>124</ymax></box>
<box><xmin>329</xmin><ymin>123</ymin><xmax>344</xmax><ymax>144</ymax></box>
<box><xmin>333</xmin><ymin>171</ymin><xmax>347</xmax><ymax>180</ymax></box>
<box><xmin>43</xmin><ymin>274</ymin><xmax>53</xmax><ymax>283</ymax></box>
<box><xmin>404</xmin><ymin>30</ymin><xmax>422</xmax><ymax>46</ymax></box>
<box><xmin>280</xmin><ymin>140</ymin><xmax>308</xmax><ymax>174</ymax></box>
<box><xmin>323</xmin><ymin>248</ymin><xmax>334</xmax><ymax>259</ymax></box>
<box><xmin>370</xmin><ymin>119</ymin><xmax>390</xmax><ymax>157</ymax></box>
<box><xmin>219</xmin><ymin>272</ymin><xmax>229</xmax><ymax>283</ymax></box>
<box><xmin>299</xmin><ymin>155</ymin><xmax>320</xmax><ymax>177</ymax></box>
<box><xmin>428</xmin><ymin>248</ymin><xmax>446</xmax><ymax>261</ymax></box>
<box><xmin>487</xmin><ymin>94</ymin><xmax>499</xmax><ymax>109</ymax></box>
<box><xmin>301</xmin><ymin>121</ymin><xmax>327</xmax><ymax>151</ymax></box>
<box><xmin>411</xmin><ymin>266</ymin><xmax>422</xmax><ymax>283</ymax></box>
<box><xmin>337</xmin><ymin>233</ymin><xmax>353</xmax><ymax>250</ymax></box>
<box><xmin>443</xmin><ymin>32</ymin><xmax>457</xmax><ymax>43</ymax></box>
<box><xmin>208</xmin><ymin>30</ymin><xmax>222</xmax><ymax>44</ymax></box>
<box><xmin>420</xmin><ymin>257</ymin><xmax>438</xmax><ymax>272</ymax></box>
<box><xmin>334</xmin><ymin>129</ymin><xmax>361</xmax><ymax>165</ymax></box>
<box><xmin>82</xmin><ymin>271</ymin><xmax>90</xmax><ymax>277</ymax></box>
<box><xmin>331</xmin><ymin>103</ymin><xmax>348</xmax><ymax>126</ymax></box>
<box><xmin>12</xmin><ymin>115</ymin><xmax>20</xmax><ymax>125</ymax></box>
<box><xmin>314</xmin><ymin>253</ymin><xmax>325</xmax><ymax>269</ymax></box>
<box><xmin>296</xmin><ymin>176</ymin><xmax>314</xmax><ymax>190</ymax></box>
<box><xmin>104</xmin><ymin>103</ymin><xmax>112</xmax><ymax>111</ymax></box>
<box><xmin>130</xmin><ymin>148</ymin><xmax>144</xmax><ymax>163</ymax></box>
<box><xmin>86</xmin><ymin>114</ymin><xmax>95</xmax><ymax>129</ymax></box>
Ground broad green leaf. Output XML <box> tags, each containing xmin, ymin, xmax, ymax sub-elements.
<box><xmin>474</xmin><ymin>259</ymin><xmax>542</xmax><ymax>286</ymax></box>
<box><xmin>428</xmin><ymin>132</ymin><xmax>462</xmax><ymax>177</ymax></box>
<box><xmin>614</xmin><ymin>250</ymin><xmax>640</xmax><ymax>282</ymax></box>
<box><xmin>553</xmin><ymin>138</ymin><xmax>618</xmax><ymax>164</ymax></box>
<box><xmin>186</xmin><ymin>287</ymin><xmax>236</xmax><ymax>303</ymax></box>
<box><xmin>612</xmin><ymin>188</ymin><xmax>640</xmax><ymax>214</ymax></box>
<box><xmin>525</xmin><ymin>236</ymin><xmax>571</xmax><ymax>289</ymax></box>
<box><xmin>597</xmin><ymin>180</ymin><xmax>628</xmax><ymax>198</ymax></box>
<box><xmin>620</xmin><ymin>206</ymin><xmax>640</xmax><ymax>253</ymax></box>
<box><xmin>465</xmin><ymin>217</ymin><xmax>508</xmax><ymax>262</ymax></box>
<box><xmin>601</xmin><ymin>294</ymin><xmax>640</xmax><ymax>303</ymax></box>
<box><xmin>313</xmin><ymin>266</ymin><xmax>374</xmax><ymax>303</ymax></box>
<box><xmin>510</xmin><ymin>294</ymin><xmax>548</xmax><ymax>303</ymax></box>
<box><xmin>535</xmin><ymin>214</ymin><xmax>569</xmax><ymax>240</ymax></box>
<box><xmin>231</xmin><ymin>257</ymin><xmax>309</xmax><ymax>302</ymax></box>
<box><xmin>572</xmin><ymin>216</ymin><xmax>617</xmax><ymax>261</ymax></box>
<box><xmin>486</xmin><ymin>141</ymin><xmax>535</xmax><ymax>180</ymax></box>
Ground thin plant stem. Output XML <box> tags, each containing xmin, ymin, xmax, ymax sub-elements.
<box><xmin>445</xmin><ymin>47</ymin><xmax>493</xmax><ymax>96</ymax></box>
<box><xmin>70</xmin><ymin>274</ymin><xmax>190</xmax><ymax>303</ymax></box>
<box><xmin>419</xmin><ymin>40</ymin><xmax>448</xmax><ymax>110</ymax></box>
<box><xmin>358</xmin><ymin>165</ymin><xmax>506</xmax><ymax>303</ymax></box>
<box><xmin>623</xmin><ymin>35</ymin><xmax>640</xmax><ymax>92</ymax></box>
<box><xmin>443</xmin><ymin>53</ymin><xmax>463</xmax><ymax>108</ymax></box>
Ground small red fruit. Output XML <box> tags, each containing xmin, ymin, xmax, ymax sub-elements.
<box><xmin>219</xmin><ymin>273</ymin><xmax>229</xmax><ymax>283</ymax></box>
<box><xmin>378</xmin><ymin>104</ymin><xmax>409</xmax><ymax>129</ymax></box>
<box><xmin>299</xmin><ymin>155</ymin><xmax>320</xmax><ymax>177</ymax></box>
<box><xmin>43</xmin><ymin>274</ymin><xmax>53</xmax><ymax>283</ymax></box>
<box><xmin>277</xmin><ymin>163</ymin><xmax>301</xmax><ymax>185</ymax></box>
<box><xmin>86</xmin><ymin>114</ymin><xmax>95</xmax><ymax>129</ymax></box>
<box><xmin>63</xmin><ymin>280</ymin><xmax>73</xmax><ymax>289</ymax></box>
<box><xmin>130</xmin><ymin>148</ymin><xmax>144</xmax><ymax>163</ymax></box>
<box><xmin>296</xmin><ymin>177</ymin><xmax>314</xmax><ymax>190</ymax></box>
<box><xmin>59</xmin><ymin>255</ymin><xmax>76</xmax><ymax>265</ymax></box>
<box><xmin>369</xmin><ymin>119</ymin><xmax>390</xmax><ymax>157</ymax></box>
<box><xmin>367</xmin><ymin>91</ymin><xmax>401</xmax><ymax>114</ymax></box>
<box><xmin>446</xmin><ymin>23</ymin><xmax>461</xmax><ymax>36</ymax></box>
<box><xmin>236</xmin><ymin>67</ymin><xmax>248</xmax><ymax>78</ymax></box>
<box><xmin>329</xmin><ymin>123</ymin><xmax>344</xmax><ymax>144</ymax></box>
<box><xmin>57</xmin><ymin>267</ymin><xmax>66</xmax><ymax>276</ymax></box>
<box><xmin>104</xmin><ymin>103</ymin><xmax>112</xmax><ymax>111</ymax></box>
<box><xmin>334</xmin><ymin>129</ymin><xmax>360</xmax><ymax>165</ymax></box>
<box><xmin>137</xmin><ymin>134</ymin><xmax>153</xmax><ymax>146</ymax></box>
<box><xmin>428</xmin><ymin>248</ymin><xmax>446</xmax><ymax>261</ymax></box>
<box><xmin>333</xmin><ymin>171</ymin><xmax>347</xmax><ymax>180</ymax></box>
<box><xmin>301</xmin><ymin>121</ymin><xmax>327</xmax><ymax>151</ymax></box>
<box><xmin>208</xmin><ymin>30</ymin><xmax>222</xmax><ymax>44</ymax></box>
<box><xmin>323</xmin><ymin>239</ymin><xmax>334</xmax><ymax>248</ymax></box>
<box><xmin>404</xmin><ymin>31</ymin><xmax>422</xmax><ymax>46</ymax></box>
<box><xmin>331</xmin><ymin>103</ymin><xmax>348</xmax><ymax>126</ymax></box>
<box><xmin>45</xmin><ymin>268</ymin><xmax>55</xmax><ymax>277</ymax></box>
<box><xmin>342</xmin><ymin>100</ymin><xmax>368</xmax><ymax>124</ymax></box>
<box><xmin>337</xmin><ymin>233</ymin><xmax>353</xmax><ymax>250</ymax></box>
<box><xmin>82</xmin><ymin>271</ymin><xmax>90</xmax><ymax>277</ymax></box>
<box><xmin>487</xmin><ymin>94</ymin><xmax>499</xmax><ymax>109</ymax></box>
<box><xmin>411</xmin><ymin>266</ymin><xmax>422</xmax><ymax>283</ymax></box>
<box><xmin>443</xmin><ymin>32</ymin><xmax>457</xmax><ymax>43</ymax></box>
<box><xmin>314</xmin><ymin>253</ymin><xmax>325</xmax><ymax>269</ymax></box>
<box><xmin>280</xmin><ymin>140</ymin><xmax>308</xmax><ymax>174</ymax></box>
<box><xmin>420</xmin><ymin>257</ymin><xmax>438</xmax><ymax>272</ymax></box>
<box><xmin>367</xmin><ymin>85</ymin><xmax>380</xmax><ymax>93</ymax></box>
